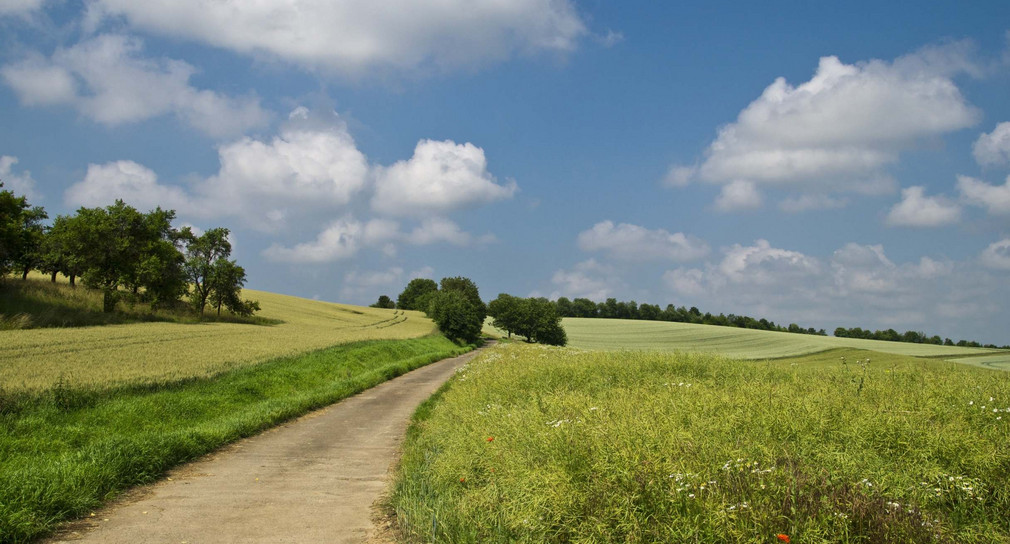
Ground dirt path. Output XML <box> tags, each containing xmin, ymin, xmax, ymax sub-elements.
<box><xmin>48</xmin><ymin>345</ymin><xmax>489</xmax><ymax>544</ymax></box>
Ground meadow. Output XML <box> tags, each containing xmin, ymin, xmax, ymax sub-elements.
<box><xmin>563</xmin><ymin>317</ymin><xmax>1001</xmax><ymax>362</ymax></box>
<box><xmin>0</xmin><ymin>285</ymin><xmax>434</xmax><ymax>391</ymax></box>
<box><xmin>391</xmin><ymin>343</ymin><xmax>1010</xmax><ymax>543</ymax></box>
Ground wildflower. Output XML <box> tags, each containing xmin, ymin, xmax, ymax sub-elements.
<box><xmin>776</xmin><ymin>534</ymin><xmax>791</xmax><ymax>543</ymax></box>
<box><xmin>487</xmin><ymin>436</ymin><xmax>495</xmax><ymax>442</ymax></box>
<box><xmin>459</xmin><ymin>477</ymin><xmax>466</xmax><ymax>483</ymax></box>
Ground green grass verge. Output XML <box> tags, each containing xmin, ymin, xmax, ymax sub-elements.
<box><xmin>0</xmin><ymin>335</ymin><xmax>470</xmax><ymax>544</ymax></box>
<box><xmin>391</xmin><ymin>343</ymin><xmax>1010</xmax><ymax>543</ymax></box>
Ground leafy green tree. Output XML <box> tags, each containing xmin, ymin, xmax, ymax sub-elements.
<box><xmin>39</xmin><ymin>214</ymin><xmax>88</xmax><ymax>286</ymax></box>
<box><xmin>0</xmin><ymin>182</ymin><xmax>32</xmax><ymax>278</ymax></box>
<box><xmin>554</xmin><ymin>296</ymin><xmax>573</xmax><ymax>317</ymax></box>
<box><xmin>571</xmin><ymin>297</ymin><xmax>598</xmax><ymax>318</ymax></box>
<box><xmin>427</xmin><ymin>289</ymin><xmax>482</xmax><ymax>345</ymax></box>
<box><xmin>11</xmin><ymin>205</ymin><xmax>47</xmax><ymax>280</ymax></box>
<box><xmin>488</xmin><ymin>293</ymin><xmax>566</xmax><ymax>346</ymax></box>
<box><xmin>397</xmin><ymin>278</ymin><xmax>438</xmax><ymax>310</ymax></box>
<box><xmin>74</xmin><ymin>201</ymin><xmax>154</xmax><ymax>312</ymax></box>
<box><xmin>488</xmin><ymin>293</ymin><xmax>521</xmax><ymax>338</ymax></box>
<box><xmin>439</xmin><ymin>276</ymin><xmax>486</xmax><ymax>322</ymax></box>
<box><xmin>184</xmin><ymin>227</ymin><xmax>232</xmax><ymax>315</ymax></box>
<box><xmin>208</xmin><ymin>259</ymin><xmax>254</xmax><ymax>316</ymax></box>
<box><xmin>371</xmin><ymin>295</ymin><xmax>396</xmax><ymax>309</ymax></box>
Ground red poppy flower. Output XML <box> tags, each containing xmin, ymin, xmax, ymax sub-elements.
<box><xmin>776</xmin><ymin>534</ymin><xmax>790</xmax><ymax>543</ymax></box>
<box><xmin>487</xmin><ymin>436</ymin><xmax>494</xmax><ymax>442</ymax></box>
<box><xmin>459</xmin><ymin>477</ymin><xmax>466</xmax><ymax>483</ymax></box>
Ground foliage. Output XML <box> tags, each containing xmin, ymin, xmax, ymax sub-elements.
<box><xmin>392</xmin><ymin>343</ymin><xmax>1010</xmax><ymax>543</ymax></box>
<box><xmin>1</xmin><ymin>286</ymin><xmax>436</xmax><ymax>391</ymax></box>
<box><xmin>439</xmin><ymin>276</ymin><xmax>487</xmax><ymax>323</ymax></box>
<box><xmin>0</xmin><ymin>182</ymin><xmax>31</xmax><ymax>277</ymax></box>
<box><xmin>488</xmin><ymin>293</ymin><xmax>566</xmax><ymax>346</ymax></box>
<box><xmin>834</xmin><ymin>326</ymin><xmax>1007</xmax><ymax>350</ymax></box>
<box><xmin>397</xmin><ymin>278</ymin><xmax>438</xmax><ymax>310</ymax></box>
<box><xmin>0</xmin><ymin>336</ymin><xmax>470</xmax><ymax>544</ymax></box>
<box><xmin>371</xmin><ymin>295</ymin><xmax>396</xmax><ymax>309</ymax></box>
<box><xmin>427</xmin><ymin>289</ymin><xmax>483</xmax><ymax>345</ymax></box>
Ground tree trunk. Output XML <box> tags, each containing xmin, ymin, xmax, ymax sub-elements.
<box><xmin>21</xmin><ymin>266</ymin><xmax>29</xmax><ymax>280</ymax></box>
<box><xmin>103</xmin><ymin>289</ymin><xmax>117</xmax><ymax>313</ymax></box>
<box><xmin>50</xmin><ymin>270</ymin><xmax>57</xmax><ymax>282</ymax></box>
<box><xmin>69</xmin><ymin>274</ymin><xmax>76</xmax><ymax>287</ymax></box>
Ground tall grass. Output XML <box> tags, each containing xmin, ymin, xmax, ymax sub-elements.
<box><xmin>0</xmin><ymin>335</ymin><xmax>471</xmax><ymax>544</ymax></box>
<box><xmin>391</xmin><ymin>343</ymin><xmax>1010</xmax><ymax>543</ymax></box>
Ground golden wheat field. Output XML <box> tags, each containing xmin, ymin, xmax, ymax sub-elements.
<box><xmin>0</xmin><ymin>289</ymin><xmax>435</xmax><ymax>391</ymax></box>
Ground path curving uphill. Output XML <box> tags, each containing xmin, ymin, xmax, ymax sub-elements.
<box><xmin>48</xmin><ymin>345</ymin><xmax>488</xmax><ymax>544</ymax></box>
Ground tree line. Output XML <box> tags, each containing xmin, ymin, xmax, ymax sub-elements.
<box><xmin>833</xmin><ymin>327</ymin><xmax>1008</xmax><ymax>350</ymax></box>
<box><xmin>552</xmin><ymin>296</ymin><xmax>828</xmax><ymax>336</ymax></box>
<box><xmin>0</xmin><ymin>182</ymin><xmax>257</xmax><ymax>316</ymax></box>
<box><xmin>387</xmin><ymin>278</ymin><xmax>567</xmax><ymax>346</ymax></box>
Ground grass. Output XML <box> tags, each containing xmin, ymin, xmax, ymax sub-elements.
<box><xmin>0</xmin><ymin>335</ymin><xmax>471</xmax><ymax>544</ymax></box>
<box><xmin>390</xmin><ymin>342</ymin><xmax>1010</xmax><ymax>543</ymax></box>
<box><xmin>563</xmin><ymin>317</ymin><xmax>1002</xmax><ymax>361</ymax></box>
<box><xmin>0</xmin><ymin>284</ymin><xmax>435</xmax><ymax>391</ymax></box>
<box><xmin>0</xmin><ymin>274</ymin><xmax>278</xmax><ymax>330</ymax></box>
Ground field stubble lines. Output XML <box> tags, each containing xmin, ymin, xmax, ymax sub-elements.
<box><xmin>0</xmin><ymin>289</ymin><xmax>436</xmax><ymax>391</ymax></box>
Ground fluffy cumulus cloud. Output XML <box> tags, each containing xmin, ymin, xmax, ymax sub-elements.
<box><xmin>958</xmin><ymin>175</ymin><xmax>1010</xmax><ymax>215</ymax></box>
<box><xmin>261</xmin><ymin>216</ymin><xmax>364</xmax><ymax>263</ymax></box>
<box><xmin>550</xmin><ymin>259</ymin><xmax>621</xmax><ymax>301</ymax></box>
<box><xmin>64</xmin><ymin>160</ymin><xmax>192</xmax><ymax>211</ymax></box>
<box><xmin>0</xmin><ymin>34</ymin><xmax>269</xmax><ymax>137</ymax></box>
<box><xmin>886</xmin><ymin>186</ymin><xmax>961</xmax><ymax>227</ymax></box>
<box><xmin>714</xmin><ymin>180</ymin><xmax>762</xmax><ymax>211</ymax></box>
<box><xmin>372</xmin><ymin>139</ymin><xmax>517</xmax><ymax>217</ymax></box>
<box><xmin>0</xmin><ymin>156</ymin><xmax>39</xmax><ymax>200</ymax></box>
<box><xmin>90</xmin><ymin>0</ymin><xmax>587</xmax><ymax>74</ymax></box>
<box><xmin>980</xmin><ymin>239</ymin><xmax>1010</xmax><ymax>271</ymax></box>
<box><xmin>671</xmin><ymin>44</ymin><xmax>980</xmax><ymax>209</ymax></box>
<box><xmin>577</xmin><ymin>220</ymin><xmax>709</xmax><ymax>262</ymax></box>
<box><xmin>973</xmin><ymin>122</ymin><xmax>1010</xmax><ymax>166</ymax></box>
<box><xmin>659</xmin><ymin>239</ymin><xmax>1009</xmax><ymax>341</ymax></box>
<box><xmin>778</xmin><ymin>194</ymin><xmax>848</xmax><ymax>213</ymax></box>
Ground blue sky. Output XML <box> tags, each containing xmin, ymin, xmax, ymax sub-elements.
<box><xmin>2</xmin><ymin>1</ymin><xmax>1010</xmax><ymax>344</ymax></box>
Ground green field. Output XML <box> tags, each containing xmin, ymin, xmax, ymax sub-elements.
<box><xmin>391</xmin><ymin>342</ymin><xmax>1010</xmax><ymax>543</ymax></box>
<box><xmin>563</xmin><ymin>317</ymin><xmax>1001</xmax><ymax>361</ymax></box>
<box><xmin>0</xmin><ymin>288</ymin><xmax>435</xmax><ymax>391</ymax></box>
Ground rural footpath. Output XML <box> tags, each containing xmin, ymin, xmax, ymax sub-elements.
<box><xmin>46</xmin><ymin>346</ymin><xmax>489</xmax><ymax>544</ymax></box>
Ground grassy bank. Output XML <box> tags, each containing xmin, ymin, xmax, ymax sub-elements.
<box><xmin>391</xmin><ymin>343</ymin><xmax>1010</xmax><ymax>543</ymax></box>
<box><xmin>0</xmin><ymin>335</ymin><xmax>470</xmax><ymax>544</ymax></box>
<box><xmin>1</xmin><ymin>287</ymin><xmax>434</xmax><ymax>391</ymax></box>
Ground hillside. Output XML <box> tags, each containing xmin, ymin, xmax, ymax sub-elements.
<box><xmin>0</xmin><ymin>288</ymin><xmax>436</xmax><ymax>391</ymax></box>
<box><xmin>563</xmin><ymin>317</ymin><xmax>1008</xmax><ymax>368</ymax></box>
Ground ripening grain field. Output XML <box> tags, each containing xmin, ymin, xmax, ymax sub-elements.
<box><xmin>563</xmin><ymin>318</ymin><xmax>1003</xmax><ymax>365</ymax></box>
<box><xmin>0</xmin><ymin>289</ymin><xmax>435</xmax><ymax>391</ymax></box>
<box><xmin>392</xmin><ymin>343</ymin><xmax>1010</xmax><ymax>543</ymax></box>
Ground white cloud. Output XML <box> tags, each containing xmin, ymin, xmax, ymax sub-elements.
<box><xmin>577</xmin><ymin>220</ymin><xmax>709</xmax><ymax>261</ymax></box>
<box><xmin>718</xmin><ymin>239</ymin><xmax>822</xmax><ymax>285</ymax></box>
<box><xmin>372</xmin><ymin>139</ymin><xmax>517</xmax><ymax>217</ymax></box>
<box><xmin>958</xmin><ymin>174</ymin><xmax>1010</xmax><ymax>215</ymax></box>
<box><xmin>778</xmin><ymin>194</ymin><xmax>848</xmax><ymax>213</ymax></box>
<box><xmin>663</xmin><ymin>165</ymin><xmax>696</xmax><ymax>188</ymax></box>
<box><xmin>0</xmin><ymin>0</ymin><xmax>44</xmax><ymax>16</ymax></box>
<box><xmin>262</xmin><ymin>216</ymin><xmax>362</xmax><ymax>263</ymax></box>
<box><xmin>0</xmin><ymin>34</ymin><xmax>269</xmax><ymax>137</ymax></box>
<box><xmin>64</xmin><ymin>160</ymin><xmax>192</xmax><ymax>211</ymax></box>
<box><xmin>200</xmin><ymin>114</ymin><xmax>369</xmax><ymax>230</ymax></box>
<box><xmin>406</xmin><ymin>217</ymin><xmax>473</xmax><ymax>246</ymax></box>
<box><xmin>91</xmin><ymin>0</ymin><xmax>587</xmax><ymax>75</ymax></box>
<box><xmin>714</xmin><ymin>180</ymin><xmax>762</xmax><ymax>211</ymax></box>
<box><xmin>662</xmin><ymin>268</ymin><xmax>706</xmax><ymax>296</ymax></box>
<box><xmin>0</xmin><ymin>156</ymin><xmax>39</xmax><ymax>201</ymax></box>
<box><xmin>980</xmin><ymin>239</ymin><xmax>1010</xmax><ymax>271</ymax></box>
<box><xmin>886</xmin><ymin>186</ymin><xmax>961</xmax><ymax>227</ymax></box>
<box><xmin>677</xmin><ymin>44</ymin><xmax>980</xmax><ymax>209</ymax></box>
<box><xmin>973</xmin><ymin>122</ymin><xmax>1010</xmax><ymax>166</ymax></box>
<box><xmin>550</xmin><ymin>259</ymin><xmax>619</xmax><ymax>301</ymax></box>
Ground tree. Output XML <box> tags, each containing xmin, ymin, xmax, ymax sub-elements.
<box><xmin>371</xmin><ymin>295</ymin><xmax>396</xmax><ymax>309</ymax></box>
<box><xmin>488</xmin><ymin>293</ymin><xmax>521</xmax><ymax>338</ymax></box>
<box><xmin>207</xmin><ymin>259</ymin><xmax>257</xmax><ymax>316</ymax></box>
<box><xmin>555</xmin><ymin>296</ymin><xmax>573</xmax><ymax>317</ymax></box>
<box><xmin>12</xmin><ymin>205</ymin><xmax>47</xmax><ymax>280</ymax></box>
<box><xmin>74</xmin><ymin>201</ymin><xmax>152</xmax><ymax>312</ymax></box>
<box><xmin>184</xmin><ymin>227</ymin><xmax>232</xmax><ymax>315</ymax></box>
<box><xmin>0</xmin><ymin>182</ymin><xmax>31</xmax><ymax>278</ymax></box>
<box><xmin>439</xmin><ymin>276</ymin><xmax>486</xmax><ymax>323</ymax></box>
<box><xmin>397</xmin><ymin>278</ymin><xmax>438</xmax><ymax>310</ymax></box>
<box><xmin>488</xmin><ymin>293</ymin><xmax>566</xmax><ymax>346</ymax></box>
<box><xmin>427</xmin><ymin>289</ymin><xmax>482</xmax><ymax>345</ymax></box>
